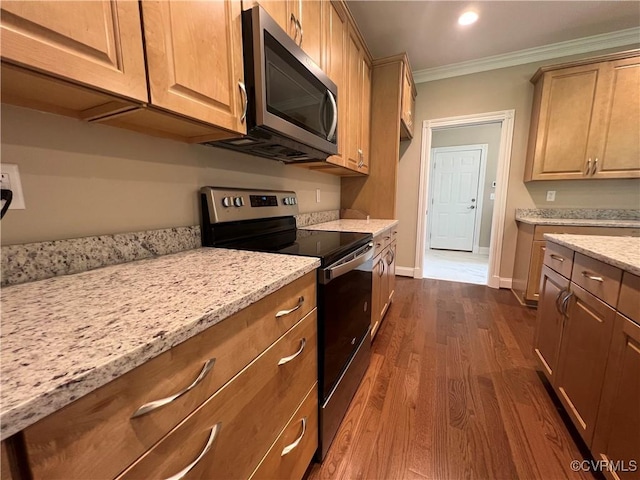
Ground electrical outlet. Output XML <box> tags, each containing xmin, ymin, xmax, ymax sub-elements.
<box><xmin>316</xmin><ymin>188</ymin><xmax>321</xmax><ymax>203</ymax></box>
<box><xmin>546</xmin><ymin>190</ymin><xmax>556</xmax><ymax>202</ymax></box>
<box><xmin>0</xmin><ymin>163</ymin><xmax>26</xmax><ymax>209</ymax></box>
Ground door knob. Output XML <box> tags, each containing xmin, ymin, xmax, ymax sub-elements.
<box><xmin>468</xmin><ymin>205</ymin><xmax>475</xmax><ymax>209</ymax></box>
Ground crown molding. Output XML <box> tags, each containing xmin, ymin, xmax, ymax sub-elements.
<box><xmin>413</xmin><ymin>27</ymin><xmax>640</xmax><ymax>83</ymax></box>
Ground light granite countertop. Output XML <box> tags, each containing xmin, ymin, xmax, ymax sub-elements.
<box><xmin>303</xmin><ymin>219</ymin><xmax>399</xmax><ymax>237</ymax></box>
<box><xmin>0</xmin><ymin>248</ymin><xmax>319</xmax><ymax>440</ymax></box>
<box><xmin>516</xmin><ymin>216</ymin><xmax>640</xmax><ymax>228</ymax></box>
<box><xmin>544</xmin><ymin>234</ymin><xmax>640</xmax><ymax>276</ymax></box>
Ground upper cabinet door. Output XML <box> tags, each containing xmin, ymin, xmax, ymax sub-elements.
<box><xmin>530</xmin><ymin>63</ymin><xmax>604</xmax><ymax>180</ymax></box>
<box><xmin>359</xmin><ymin>57</ymin><xmax>371</xmax><ymax>174</ymax></box>
<box><xmin>141</xmin><ymin>1</ymin><xmax>246</xmax><ymax>135</ymax></box>
<box><xmin>345</xmin><ymin>26</ymin><xmax>363</xmax><ymax>171</ymax></box>
<box><xmin>592</xmin><ymin>57</ymin><xmax>640</xmax><ymax>179</ymax></box>
<box><xmin>0</xmin><ymin>0</ymin><xmax>147</xmax><ymax>101</ymax></box>
<box><xmin>299</xmin><ymin>1</ymin><xmax>322</xmax><ymax>67</ymax></box>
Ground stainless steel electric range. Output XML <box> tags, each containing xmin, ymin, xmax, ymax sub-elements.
<box><xmin>199</xmin><ymin>187</ymin><xmax>373</xmax><ymax>460</ymax></box>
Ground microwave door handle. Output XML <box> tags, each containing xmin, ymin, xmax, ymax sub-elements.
<box><xmin>326</xmin><ymin>90</ymin><xmax>337</xmax><ymax>141</ymax></box>
<box><xmin>319</xmin><ymin>92</ymin><xmax>328</xmax><ymax>137</ymax></box>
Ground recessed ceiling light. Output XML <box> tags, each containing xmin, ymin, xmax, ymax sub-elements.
<box><xmin>458</xmin><ymin>11</ymin><xmax>479</xmax><ymax>26</ymax></box>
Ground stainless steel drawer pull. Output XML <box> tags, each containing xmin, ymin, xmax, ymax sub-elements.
<box><xmin>561</xmin><ymin>291</ymin><xmax>574</xmax><ymax>315</ymax></box>
<box><xmin>278</xmin><ymin>338</ymin><xmax>306</xmax><ymax>366</ymax></box>
<box><xmin>163</xmin><ymin>423</ymin><xmax>222</xmax><ymax>480</ymax></box>
<box><xmin>582</xmin><ymin>271</ymin><xmax>604</xmax><ymax>282</ymax></box>
<box><xmin>281</xmin><ymin>417</ymin><xmax>307</xmax><ymax>456</ymax></box>
<box><xmin>132</xmin><ymin>358</ymin><xmax>216</xmax><ymax>418</ymax></box>
<box><xmin>383</xmin><ymin>236</ymin><xmax>391</xmax><ymax>240</ymax></box>
<box><xmin>550</xmin><ymin>254</ymin><xmax>564</xmax><ymax>262</ymax></box>
<box><xmin>275</xmin><ymin>296</ymin><xmax>304</xmax><ymax>318</ymax></box>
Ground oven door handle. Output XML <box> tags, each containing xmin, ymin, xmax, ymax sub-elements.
<box><xmin>320</xmin><ymin>242</ymin><xmax>374</xmax><ymax>285</ymax></box>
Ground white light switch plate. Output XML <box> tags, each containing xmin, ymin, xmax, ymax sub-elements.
<box><xmin>0</xmin><ymin>163</ymin><xmax>26</xmax><ymax>209</ymax></box>
<box><xmin>546</xmin><ymin>190</ymin><xmax>556</xmax><ymax>202</ymax></box>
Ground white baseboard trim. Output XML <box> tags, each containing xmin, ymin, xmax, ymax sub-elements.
<box><xmin>478</xmin><ymin>247</ymin><xmax>490</xmax><ymax>255</ymax></box>
<box><xmin>500</xmin><ymin>277</ymin><xmax>513</xmax><ymax>289</ymax></box>
<box><xmin>396</xmin><ymin>266</ymin><xmax>416</xmax><ymax>277</ymax></box>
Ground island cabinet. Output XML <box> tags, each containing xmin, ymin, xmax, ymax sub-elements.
<box><xmin>524</xmin><ymin>50</ymin><xmax>640</xmax><ymax>181</ymax></box>
<box><xmin>14</xmin><ymin>271</ymin><xmax>318</xmax><ymax>480</ymax></box>
<box><xmin>592</xmin><ymin>273</ymin><xmax>640</xmax><ymax>480</ymax></box>
<box><xmin>1</xmin><ymin>0</ymin><xmax>247</xmax><ymax>142</ymax></box>
<box><xmin>371</xmin><ymin>226</ymin><xmax>397</xmax><ymax>340</ymax></box>
<box><xmin>512</xmin><ymin>223</ymin><xmax>640</xmax><ymax>306</ymax></box>
<box><xmin>534</xmin><ymin>241</ymin><xmax>639</xmax><ymax>464</ymax></box>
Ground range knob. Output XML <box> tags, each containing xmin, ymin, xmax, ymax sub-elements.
<box><xmin>222</xmin><ymin>196</ymin><xmax>233</xmax><ymax>207</ymax></box>
<box><xmin>291</xmin><ymin>197</ymin><xmax>297</xmax><ymax>205</ymax></box>
<box><xmin>234</xmin><ymin>196</ymin><xmax>245</xmax><ymax>207</ymax></box>
<box><xmin>283</xmin><ymin>197</ymin><xmax>291</xmax><ymax>205</ymax></box>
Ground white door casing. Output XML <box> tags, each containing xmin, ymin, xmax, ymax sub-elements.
<box><xmin>413</xmin><ymin>110</ymin><xmax>516</xmax><ymax>289</ymax></box>
<box><xmin>429</xmin><ymin>146</ymin><xmax>484</xmax><ymax>251</ymax></box>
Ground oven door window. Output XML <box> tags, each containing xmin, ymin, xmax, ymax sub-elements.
<box><xmin>264</xmin><ymin>32</ymin><xmax>334</xmax><ymax>139</ymax></box>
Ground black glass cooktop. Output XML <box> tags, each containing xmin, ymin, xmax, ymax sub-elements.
<box><xmin>217</xmin><ymin>228</ymin><xmax>372</xmax><ymax>267</ymax></box>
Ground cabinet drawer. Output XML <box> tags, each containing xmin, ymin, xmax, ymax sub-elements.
<box><xmin>23</xmin><ymin>271</ymin><xmax>316</xmax><ymax>480</ymax></box>
<box><xmin>118</xmin><ymin>309</ymin><xmax>318</xmax><ymax>480</ymax></box>
<box><xmin>543</xmin><ymin>242</ymin><xmax>574</xmax><ymax>278</ymax></box>
<box><xmin>571</xmin><ymin>253</ymin><xmax>622</xmax><ymax>306</ymax></box>
<box><xmin>618</xmin><ymin>272</ymin><xmax>640</xmax><ymax>322</ymax></box>
<box><xmin>373</xmin><ymin>228</ymin><xmax>392</xmax><ymax>257</ymax></box>
<box><xmin>250</xmin><ymin>382</ymin><xmax>318</xmax><ymax>480</ymax></box>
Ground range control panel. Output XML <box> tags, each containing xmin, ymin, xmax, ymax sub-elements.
<box><xmin>201</xmin><ymin>187</ymin><xmax>299</xmax><ymax>223</ymax></box>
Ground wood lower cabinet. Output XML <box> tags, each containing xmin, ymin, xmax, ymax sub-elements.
<box><xmin>535</xmin><ymin>240</ymin><xmax>639</xmax><ymax>473</ymax></box>
<box><xmin>118</xmin><ymin>311</ymin><xmax>317</xmax><ymax>480</ymax></box>
<box><xmin>15</xmin><ymin>272</ymin><xmax>317</xmax><ymax>480</ymax></box>
<box><xmin>592</xmin><ymin>313</ymin><xmax>640</xmax><ymax>480</ymax></box>
<box><xmin>371</xmin><ymin>229</ymin><xmax>396</xmax><ymax>341</ymax></box>
<box><xmin>534</xmin><ymin>266</ymin><xmax>570</xmax><ymax>382</ymax></box>
<box><xmin>554</xmin><ymin>284</ymin><xmax>616</xmax><ymax>445</ymax></box>
<box><xmin>141</xmin><ymin>0</ymin><xmax>246</xmax><ymax>135</ymax></box>
<box><xmin>524</xmin><ymin>50</ymin><xmax>640</xmax><ymax>181</ymax></box>
<box><xmin>512</xmin><ymin>223</ymin><xmax>640</xmax><ymax>305</ymax></box>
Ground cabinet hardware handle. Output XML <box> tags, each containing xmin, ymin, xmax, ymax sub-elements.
<box><xmin>238</xmin><ymin>81</ymin><xmax>248</xmax><ymax>123</ymax></box>
<box><xmin>376</xmin><ymin>242</ymin><xmax>382</xmax><ymax>247</ymax></box>
<box><xmin>383</xmin><ymin>236</ymin><xmax>390</xmax><ymax>240</ymax></box>
<box><xmin>296</xmin><ymin>18</ymin><xmax>303</xmax><ymax>47</ymax></box>
<box><xmin>585</xmin><ymin>158</ymin><xmax>592</xmax><ymax>175</ymax></box>
<box><xmin>582</xmin><ymin>271</ymin><xmax>604</xmax><ymax>282</ymax></box>
<box><xmin>163</xmin><ymin>423</ymin><xmax>222</xmax><ymax>480</ymax></box>
<box><xmin>275</xmin><ymin>296</ymin><xmax>304</xmax><ymax>318</ymax></box>
<box><xmin>326</xmin><ymin>90</ymin><xmax>338</xmax><ymax>141</ymax></box>
<box><xmin>379</xmin><ymin>259</ymin><xmax>385</xmax><ymax>276</ymax></box>
<box><xmin>278</xmin><ymin>338</ymin><xmax>306</xmax><ymax>366</ymax></box>
<box><xmin>550</xmin><ymin>254</ymin><xmax>564</xmax><ymax>262</ymax></box>
<box><xmin>131</xmin><ymin>358</ymin><xmax>216</xmax><ymax>418</ymax></box>
<box><xmin>591</xmin><ymin>157</ymin><xmax>598</xmax><ymax>175</ymax></box>
<box><xmin>561</xmin><ymin>291</ymin><xmax>574</xmax><ymax>315</ymax></box>
<box><xmin>290</xmin><ymin>14</ymin><xmax>299</xmax><ymax>43</ymax></box>
<box><xmin>386</xmin><ymin>250</ymin><xmax>395</xmax><ymax>266</ymax></box>
<box><xmin>555</xmin><ymin>288</ymin><xmax>566</xmax><ymax>314</ymax></box>
<box><xmin>281</xmin><ymin>417</ymin><xmax>307</xmax><ymax>456</ymax></box>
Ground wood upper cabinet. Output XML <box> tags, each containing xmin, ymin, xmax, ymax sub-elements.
<box><xmin>524</xmin><ymin>50</ymin><xmax>640</xmax><ymax>181</ymax></box>
<box><xmin>0</xmin><ymin>1</ymin><xmax>147</xmax><ymax>102</ymax></box>
<box><xmin>345</xmin><ymin>25</ymin><xmax>370</xmax><ymax>174</ymax></box>
<box><xmin>141</xmin><ymin>1</ymin><xmax>246</xmax><ymax>135</ymax></box>
<box><xmin>400</xmin><ymin>63</ymin><xmax>416</xmax><ymax>140</ymax></box>
<box><xmin>249</xmin><ymin>0</ymin><xmax>322</xmax><ymax>67</ymax></box>
<box><xmin>322</xmin><ymin>0</ymin><xmax>348</xmax><ymax>168</ymax></box>
<box><xmin>592</xmin><ymin>313</ymin><xmax>640</xmax><ymax>480</ymax></box>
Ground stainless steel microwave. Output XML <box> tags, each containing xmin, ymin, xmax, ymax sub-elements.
<box><xmin>206</xmin><ymin>6</ymin><xmax>338</xmax><ymax>162</ymax></box>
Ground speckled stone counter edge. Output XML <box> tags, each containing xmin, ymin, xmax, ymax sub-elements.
<box><xmin>516</xmin><ymin>208</ymin><xmax>640</xmax><ymax>220</ymax></box>
<box><xmin>544</xmin><ymin>234</ymin><xmax>640</xmax><ymax>276</ymax></box>
<box><xmin>1</xmin><ymin>210</ymin><xmax>338</xmax><ymax>286</ymax></box>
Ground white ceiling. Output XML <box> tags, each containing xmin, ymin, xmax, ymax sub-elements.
<box><xmin>346</xmin><ymin>1</ymin><xmax>640</xmax><ymax>73</ymax></box>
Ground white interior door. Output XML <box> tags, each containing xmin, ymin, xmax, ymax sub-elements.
<box><xmin>429</xmin><ymin>147</ymin><xmax>482</xmax><ymax>251</ymax></box>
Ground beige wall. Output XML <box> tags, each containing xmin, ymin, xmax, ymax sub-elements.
<box><xmin>396</xmin><ymin>46</ymin><xmax>640</xmax><ymax>280</ymax></box>
<box><xmin>431</xmin><ymin>123</ymin><xmax>502</xmax><ymax>249</ymax></box>
<box><xmin>0</xmin><ymin>105</ymin><xmax>341</xmax><ymax>245</ymax></box>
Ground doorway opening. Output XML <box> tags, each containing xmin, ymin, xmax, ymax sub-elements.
<box><xmin>414</xmin><ymin>110</ymin><xmax>515</xmax><ymax>288</ymax></box>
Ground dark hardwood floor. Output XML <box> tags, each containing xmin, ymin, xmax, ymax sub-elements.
<box><xmin>308</xmin><ymin>277</ymin><xmax>595</xmax><ymax>480</ymax></box>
